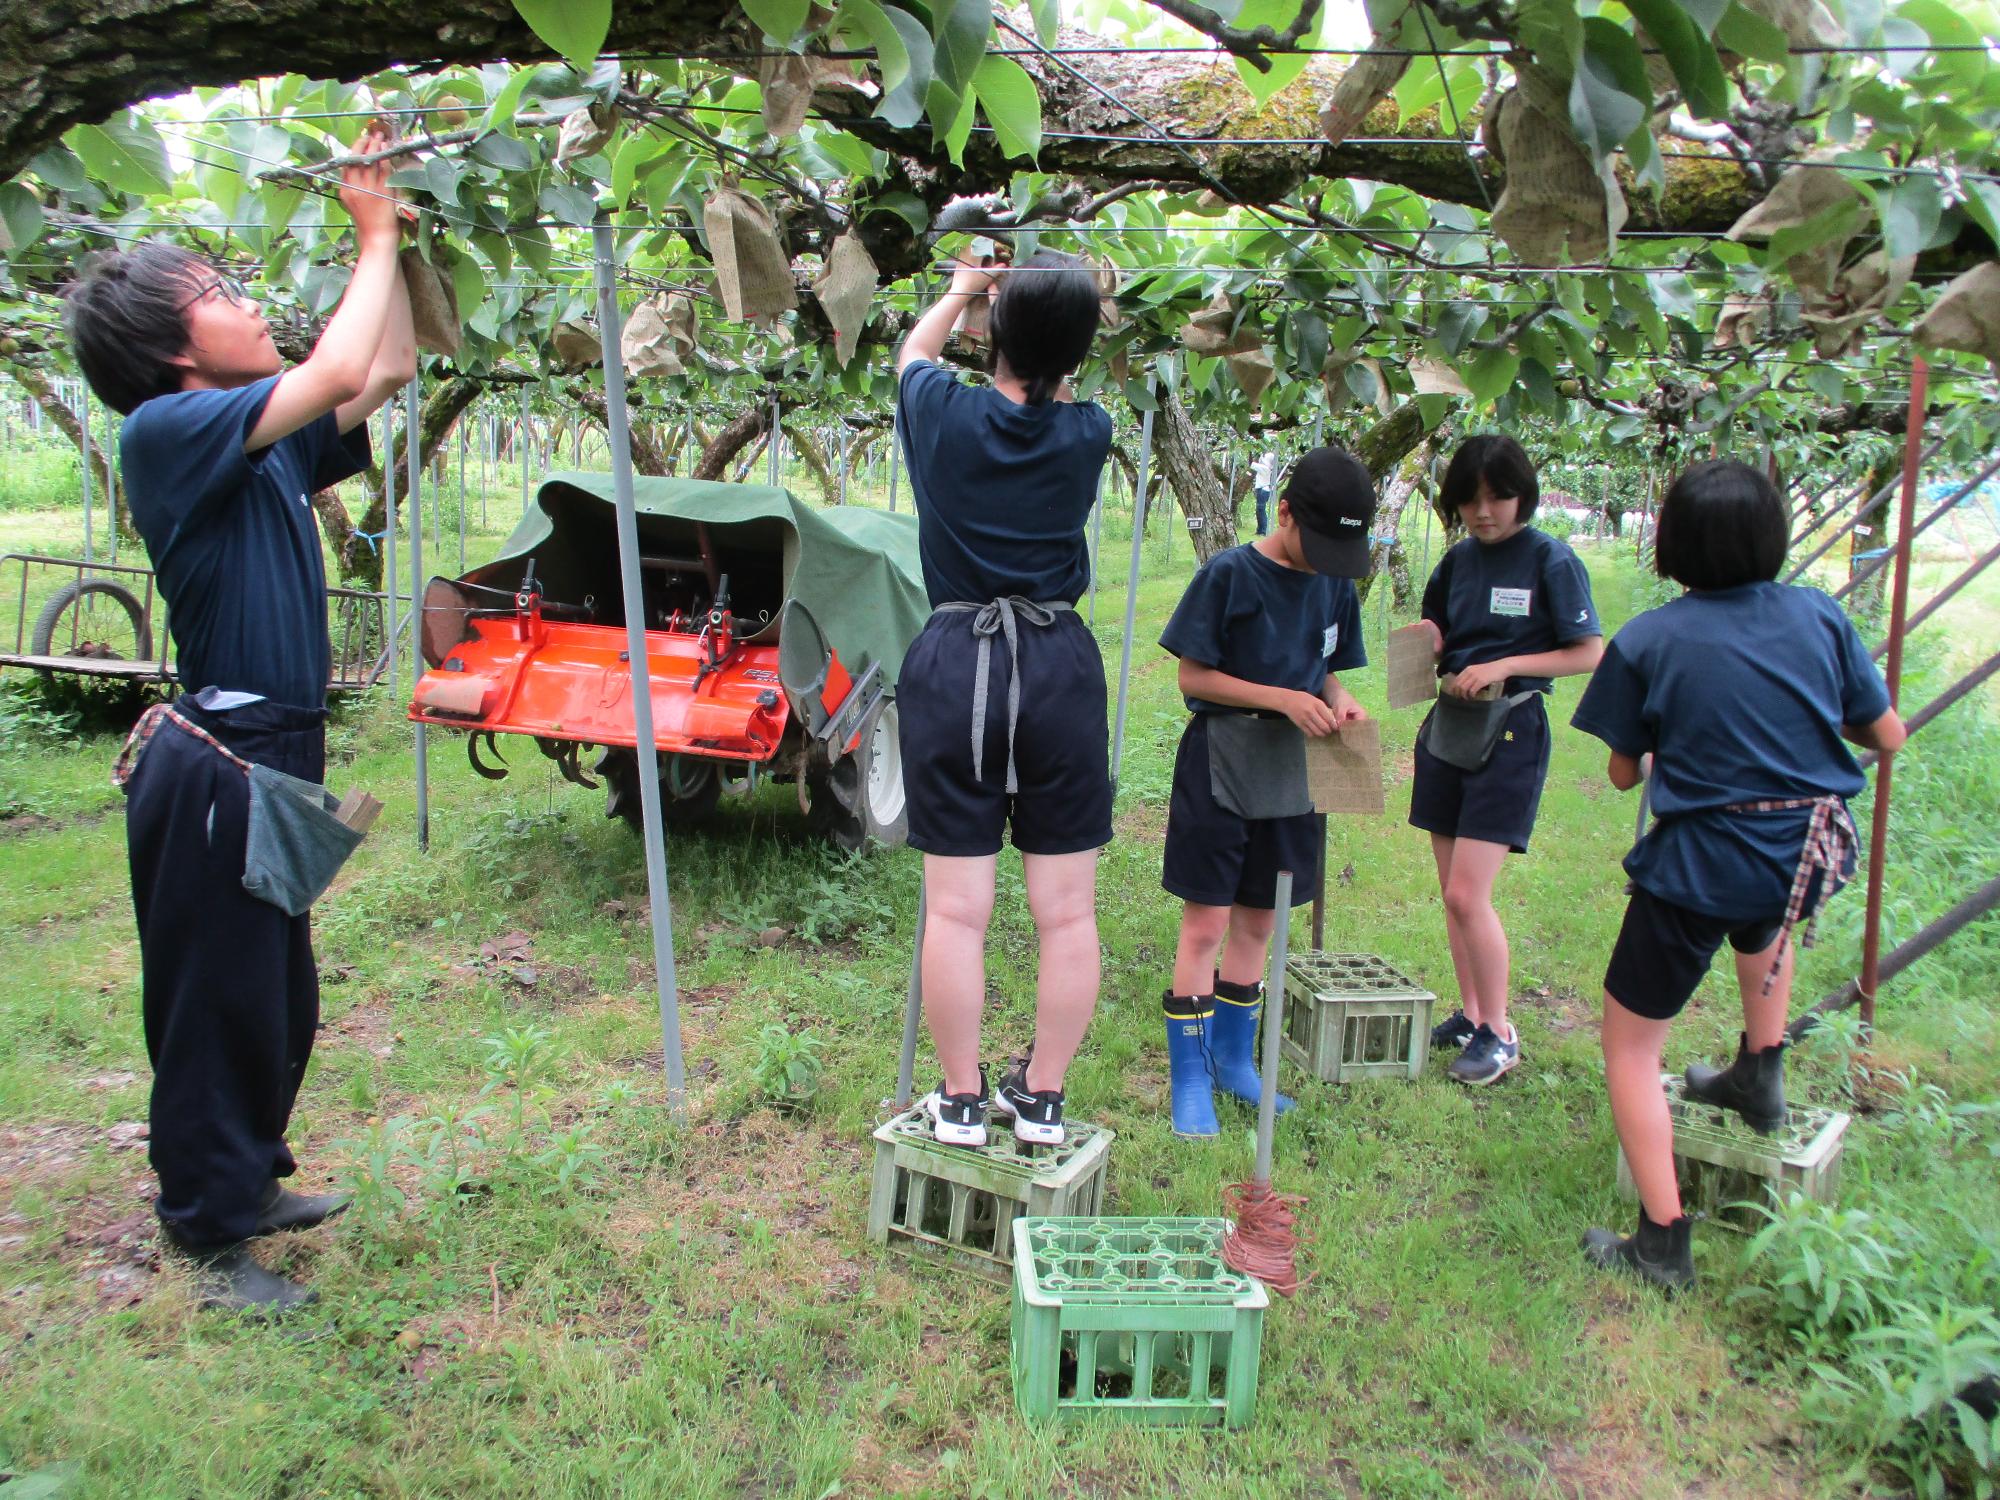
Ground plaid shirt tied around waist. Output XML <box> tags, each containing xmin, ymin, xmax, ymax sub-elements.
<box><xmin>1720</xmin><ymin>793</ymin><xmax>1858</xmax><ymax>995</ymax></box>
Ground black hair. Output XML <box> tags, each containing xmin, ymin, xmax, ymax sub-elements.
<box><xmin>1654</xmin><ymin>459</ymin><xmax>1789</xmax><ymax>589</ymax></box>
<box><xmin>61</xmin><ymin>241</ymin><xmax>206</xmax><ymax>415</ymax></box>
<box><xmin>1439</xmin><ymin>433</ymin><xmax>1540</xmax><ymax>523</ymax></box>
<box><xmin>987</xmin><ymin>250</ymin><xmax>1100</xmax><ymax>405</ymax></box>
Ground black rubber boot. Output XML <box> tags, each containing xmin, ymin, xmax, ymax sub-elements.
<box><xmin>1684</xmin><ymin>1032</ymin><xmax>1787</xmax><ymax>1135</ymax></box>
<box><xmin>1582</xmin><ymin>1209</ymin><xmax>1696</xmax><ymax>1293</ymax></box>
<box><xmin>253</xmin><ymin>1180</ymin><xmax>352</xmax><ymax>1237</ymax></box>
<box><xmin>169</xmin><ymin>1238</ymin><xmax>318</xmax><ymax>1316</ymax></box>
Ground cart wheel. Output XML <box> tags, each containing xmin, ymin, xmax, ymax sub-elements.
<box><xmin>31</xmin><ymin>578</ymin><xmax>153</xmax><ymax>661</ymax></box>
<box><xmin>812</xmin><ymin>696</ymin><xmax>906</xmax><ymax>852</ymax></box>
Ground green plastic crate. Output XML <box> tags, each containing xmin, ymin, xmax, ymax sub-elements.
<box><xmin>868</xmin><ymin>1107</ymin><xmax>1113</xmax><ymax>1282</ymax></box>
<box><xmin>1617</xmin><ymin>1074</ymin><xmax>1850</xmax><ymax>1232</ymax></box>
<box><xmin>1282</xmin><ymin>951</ymin><xmax>1435</xmax><ymax>1083</ymax></box>
<box><xmin>1010</xmin><ymin>1217</ymin><xmax>1267</xmax><ymax>1429</ymax></box>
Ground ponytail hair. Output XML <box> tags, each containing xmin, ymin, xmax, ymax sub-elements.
<box><xmin>987</xmin><ymin>251</ymin><xmax>1100</xmax><ymax>404</ymax></box>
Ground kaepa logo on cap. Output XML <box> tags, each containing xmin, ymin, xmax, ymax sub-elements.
<box><xmin>1337</xmin><ymin>516</ymin><xmax>1363</xmax><ymax>527</ymax></box>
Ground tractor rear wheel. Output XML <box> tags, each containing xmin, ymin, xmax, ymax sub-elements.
<box><xmin>810</xmin><ymin>695</ymin><xmax>906</xmax><ymax>852</ymax></box>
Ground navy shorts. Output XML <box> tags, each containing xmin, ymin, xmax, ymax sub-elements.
<box><xmin>1161</xmin><ymin>714</ymin><xmax>1322</xmax><ymax>910</ymax></box>
<box><xmin>897</xmin><ymin>609</ymin><xmax>1113</xmax><ymax>858</ymax></box>
<box><xmin>1604</xmin><ymin>887</ymin><xmax>1786</xmax><ymax>1021</ymax></box>
<box><xmin>1407</xmin><ymin>694</ymin><xmax>1551</xmax><ymax>854</ymax></box>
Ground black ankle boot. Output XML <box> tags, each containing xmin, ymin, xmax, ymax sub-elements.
<box><xmin>253</xmin><ymin>1179</ymin><xmax>352</xmax><ymax>1237</ymax></box>
<box><xmin>1582</xmin><ymin>1210</ymin><xmax>1695</xmax><ymax>1292</ymax></box>
<box><xmin>1684</xmin><ymin>1032</ymin><xmax>1787</xmax><ymax>1135</ymax></box>
<box><xmin>165</xmin><ymin>1234</ymin><xmax>318</xmax><ymax>1316</ymax></box>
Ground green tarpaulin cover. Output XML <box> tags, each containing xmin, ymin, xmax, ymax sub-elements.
<box><xmin>464</xmin><ymin>474</ymin><xmax>929</xmax><ymax>685</ymax></box>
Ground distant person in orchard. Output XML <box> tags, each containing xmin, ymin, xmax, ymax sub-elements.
<box><xmin>1251</xmin><ymin>449</ymin><xmax>1278</xmax><ymax>536</ymax></box>
<box><xmin>63</xmin><ymin>126</ymin><xmax>416</xmax><ymax>1313</ymax></box>
<box><xmin>1572</xmin><ymin>459</ymin><xmax>1905</xmax><ymax>1290</ymax></box>
<box><xmin>1411</xmin><ymin>435</ymin><xmax>1603</xmax><ymax>1085</ymax></box>
<box><xmin>894</xmin><ymin>250</ymin><xmax>1114</xmax><ymax>1149</ymax></box>
<box><xmin>1156</xmin><ymin>447</ymin><xmax>1375</xmax><ymax>1137</ymax></box>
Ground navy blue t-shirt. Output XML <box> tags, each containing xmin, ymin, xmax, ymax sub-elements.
<box><xmin>896</xmin><ymin>359</ymin><xmax>1112</xmax><ymax>607</ymax></box>
<box><xmin>1571</xmin><ymin>582</ymin><xmax>1891</xmax><ymax>919</ymax></box>
<box><xmin>1159</xmin><ymin>543</ymin><xmax>1367</xmax><ymax>712</ymax></box>
<box><xmin>1420</xmin><ymin>526</ymin><xmax>1600</xmax><ymax>692</ymax></box>
<box><xmin>121</xmin><ymin>376</ymin><xmax>371</xmax><ymax>706</ymax></box>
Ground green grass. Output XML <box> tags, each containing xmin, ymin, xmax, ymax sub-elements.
<box><xmin>1</xmin><ymin>473</ymin><xmax>1997</xmax><ymax>1497</ymax></box>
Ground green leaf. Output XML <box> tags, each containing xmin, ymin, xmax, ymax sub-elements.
<box><xmin>741</xmin><ymin>0</ymin><xmax>811</xmax><ymax>46</ymax></box>
<box><xmin>1764</xmin><ymin>197</ymin><xmax>1866</xmax><ymax>263</ymax></box>
<box><xmin>931</xmin><ymin>0</ymin><xmax>993</xmax><ymax>98</ymax></box>
<box><xmin>1029</xmin><ymin>0</ymin><xmax>1061</xmax><ymax>46</ymax></box>
<box><xmin>538</xmin><ymin>180</ymin><xmax>600</xmax><ymax>226</ymax></box>
<box><xmin>1463</xmin><ymin>347</ymin><xmax>1519</xmax><ymax>403</ymax></box>
<box><xmin>940</xmin><ymin>83</ymin><xmax>978</xmax><ymax>165</ymax></box>
<box><xmin>611</xmin><ymin>132</ymin><xmax>662</xmax><ymax>206</ymax></box>
<box><xmin>1878</xmin><ymin>174</ymin><xmax>1943</xmax><ymax>261</ymax></box>
<box><xmin>0</xmin><ymin>183</ymin><xmax>46</xmax><ymax>251</ymax></box>
<box><xmin>66</xmin><ymin>116</ymin><xmax>172</xmax><ymax>196</ymax></box>
<box><xmin>1231</xmin><ymin>0</ymin><xmax>1315</xmax><ymax>104</ymax></box>
<box><xmin>1569</xmin><ymin>18</ymin><xmax>1650</xmax><ymax>162</ymax></box>
<box><xmin>862</xmin><ymin>191</ymin><xmax>930</xmax><ymax>233</ymax></box>
<box><xmin>1290</xmin><ymin>308</ymin><xmax>1329</xmax><ymax>378</ymax></box>
<box><xmin>26</xmin><ymin>145</ymin><xmax>87</xmax><ymax>193</ymax></box>
<box><xmin>1518</xmin><ymin>356</ymin><xmax>1559</xmax><ymax>407</ymax></box>
<box><xmin>875</xmin><ymin>6</ymin><xmax>936</xmax><ymax>129</ymax></box>
<box><xmin>451</xmin><ymin>249</ymin><xmax>486</xmax><ymax>320</ymax></box>
<box><xmin>1123</xmin><ymin>377</ymin><xmax>1158</xmax><ymax>411</ymax></box>
<box><xmin>1715</xmin><ymin>2</ymin><xmax>1789</xmax><ymax>63</ymax></box>
<box><xmin>1343</xmin><ymin>360</ymin><xmax>1380</xmax><ymax>406</ymax></box>
<box><xmin>510</xmin><ymin>0</ymin><xmax>611</xmax><ymax>72</ymax></box>
<box><xmin>1623</xmin><ymin>0</ymin><xmax>1731</xmax><ymax>119</ymax></box>
<box><xmin>425</xmin><ymin>155</ymin><xmax>464</xmax><ymax>207</ymax></box>
<box><xmin>838</xmin><ymin>0</ymin><xmax>911</xmax><ymax>93</ymax></box>
<box><xmin>1513</xmin><ymin>0</ymin><xmax>1583</xmax><ymax>81</ymax></box>
<box><xmin>1435</xmin><ymin>301</ymin><xmax>1487</xmax><ymax>356</ymax></box>
<box><xmin>473</xmin><ymin>132</ymin><xmax>535</xmax><ymax>171</ymax></box>
<box><xmin>971</xmin><ymin>54</ymin><xmax>1041</xmax><ymax>161</ymax></box>
<box><xmin>483</xmin><ymin>66</ymin><xmax>540</xmax><ymax>137</ymax></box>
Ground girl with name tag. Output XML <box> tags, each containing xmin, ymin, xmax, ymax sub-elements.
<box><xmin>1409</xmin><ymin>436</ymin><xmax>1603</xmax><ymax>1085</ymax></box>
<box><xmin>1572</xmin><ymin>460</ymin><xmax>1904</xmax><ymax>1290</ymax></box>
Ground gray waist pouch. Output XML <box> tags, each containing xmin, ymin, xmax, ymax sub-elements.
<box><xmin>243</xmin><ymin>764</ymin><xmax>366</xmax><ymax>917</ymax></box>
<box><xmin>1423</xmin><ymin>691</ymin><xmax>1537</xmax><ymax>772</ymax></box>
<box><xmin>1205</xmin><ymin>714</ymin><xmax>1314</xmax><ymax>820</ymax></box>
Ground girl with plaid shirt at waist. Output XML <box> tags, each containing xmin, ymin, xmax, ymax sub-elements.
<box><xmin>1569</xmin><ymin>459</ymin><xmax>1906</xmax><ymax>1292</ymax></box>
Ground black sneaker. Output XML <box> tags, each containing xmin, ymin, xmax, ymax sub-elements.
<box><xmin>920</xmin><ymin>1067</ymin><xmax>988</xmax><ymax>1148</ymax></box>
<box><xmin>1431</xmin><ymin>1009</ymin><xmax>1477</xmax><ymax>1049</ymax></box>
<box><xmin>991</xmin><ymin>1055</ymin><xmax>1065</xmax><ymax>1146</ymax></box>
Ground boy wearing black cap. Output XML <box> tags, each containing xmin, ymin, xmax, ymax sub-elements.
<box><xmin>1155</xmin><ymin>446</ymin><xmax>1377</xmax><ymax>1138</ymax></box>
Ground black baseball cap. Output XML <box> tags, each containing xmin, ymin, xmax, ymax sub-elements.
<box><xmin>1284</xmin><ymin>445</ymin><xmax>1377</xmax><ymax>578</ymax></box>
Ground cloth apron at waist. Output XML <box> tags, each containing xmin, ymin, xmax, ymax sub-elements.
<box><xmin>1717</xmin><ymin>792</ymin><xmax>1856</xmax><ymax>995</ymax></box>
<box><xmin>929</xmin><ymin>597</ymin><xmax>1075</xmax><ymax>793</ymax></box>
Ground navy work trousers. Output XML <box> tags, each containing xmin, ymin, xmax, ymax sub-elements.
<box><xmin>124</xmin><ymin>698</ymin><xmax>328</xmax><ymax>1249</ymax></box>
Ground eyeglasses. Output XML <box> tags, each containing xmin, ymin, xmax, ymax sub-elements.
<box><xmin>176</xmin><ymin>273</ymin><xmax>252</xmax><ymax>314</ymax></box>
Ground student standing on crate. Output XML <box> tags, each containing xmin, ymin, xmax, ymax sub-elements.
<box><xmin>62</xmin><ymin>127</ymin><xmax>415</xmax><ymax>1314</ymax></box>
<box><xmin>894</xmin><ymin>251</ymin><xmax>1114</xmax><ymax>1150</ymax></box>
<box><xmin>1156</xmin><ymin>446</ymin><xmax>1376</xmax><ymax>1137</ymax></box>
<box><xmin>1571</xmin><ymin>460</ymin><xmax>1904</xmax><ymax>1290</ymax></box>
<box><xmin>1410</xmin><ymin>435</ymin><xmax>1603</xmax><ymax>1085</ymax></box>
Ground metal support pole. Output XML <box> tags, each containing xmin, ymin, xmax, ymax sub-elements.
<box><xmin>767</xmin><ymin>396</ymin><xmax>781</xmax><ymax>487</ymax></box>
<box><xmin>895</xmin><ymin>883</ymin><xmax>928</xmax><ymax>1110</ymax></box>
<box><xmin>1110</xmin><ymin>373</ymin><xmax>1159</xmax><ymax>790</ymax></box>
<box><xmin>406</xmin><ymin>377</ymin><xmax>429</xmax><ymax>853</ymax></box>
<box><xmin>837</xmin><ymin>425</ymin><xmax>850</xmax><ymax>506</ymax></box>
<box><xmin>384</xmin><ymin>404</ymin><xmax>399</xmax><ymax>705</ymax></box>
<box><xmin>79</xmin><ymin>387</ymin><xmax>94</xmax><ymax>569</ymax></box>
<box><xmin>1794</xmin><ymin>872</ymin><xmax>2000</xmax><ymax>1041</ymax></box>
<box><xmin>592</xmin><ymin>220</ymin><xmax>688</xmax><ymax>1115</ymax></box>
<box><xmin>1857</xmin><ymin>358</ymin><xmax>1927</xmax><ymax>1033</ymax></box>
<box><xmin>520</xmin><ymin>387</ymin><xmax>532</xmax><ymax>516</ymax></box>
<box><xmin>1253</xmin><ymin>869</ymin><xmax>1294</xmax><ymax>1184</ymax></box>
<box><xmin>1310</xmin><ymin>817</ymin><xmax>1327</xmax><ymax>950</ymax></box>
<box><xmin>457</xmin><ymin>421</ymin><xmax>467</xmax><ymax>573</ymax></box>
<box><xmin>1871</xmin><ymin>539</ymin><xmax>2000</xmax><ymax>660</ymax></box>
<box><xmin>887</xmin><ymin>407</ymin><xmax>902</xmax><ymax>513</ymax></box>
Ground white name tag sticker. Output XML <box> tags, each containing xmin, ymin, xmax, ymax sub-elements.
<box><xmin>1322</xmin><ymin>623</ymin><xmax>1340</xmax><ymax>656</ymax></box>
<box><xmin>1490</xmin><ymin>587</ymin><xmax>1532</xmax><ymax>618</ymax></box>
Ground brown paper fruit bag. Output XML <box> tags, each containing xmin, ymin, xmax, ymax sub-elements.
<box><xmin>704</xmin><ymin>186</ymin><xmax>798</xmax><ymax>326</ymax></box>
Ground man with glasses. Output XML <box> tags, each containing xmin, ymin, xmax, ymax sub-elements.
<box><xmin>64</xmin><ymin>124</ymin><xmax>416</xmax><ymax>1314</ymax></box>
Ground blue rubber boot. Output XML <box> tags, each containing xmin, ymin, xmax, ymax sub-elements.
<box><xmin>1209</xmin><ymin>976</ymin><xmax>1295</xmax><ymax>1114</ymax></box>
<box><xmin>1162</xmin><ymin>992</ymin><xmax>1220</xmax><ymax>1139</ymax></box>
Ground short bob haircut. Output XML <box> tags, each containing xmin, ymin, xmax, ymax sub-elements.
<box><xmin>988</xmin><ymin>250</ymin><xmax>1101</xmax><ymax>405</ymax></box>
<box><xmin>1654</xmin><ymin>459</ymin><xmax>1789</xmax><ymax>589</ymax></box>
<box><xmin>1439</xmin><ymin>433</ymin><xmax>1540</xmax><ymax>523</ymax></box>
<box><xmin>62</xmin><ymin>241</ymin><xmax>210</xmax><ymax>416</ymax></box>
